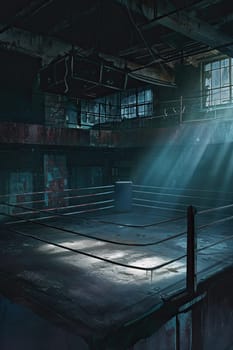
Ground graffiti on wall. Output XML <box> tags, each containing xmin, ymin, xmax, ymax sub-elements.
<box><xmin>44</xmin><ymin>155</ymin><xmax>68</xmax><ymax>208</ymax></box>
<box><xmin>9</xmin><ymin>172</ymin><xmax>33</xmax><ymax>214</ymax></box>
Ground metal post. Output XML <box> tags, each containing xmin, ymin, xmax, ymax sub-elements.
<box><xmin>98</xmin><ymin>103</ymin><xmax>101</xmax><ymax>137</ymax></box>
<box><xmin>180</xmin><ymin>95</ymin><xmax>183</xmax><ymax>124</ymax></box>
<box><xmin>186</xmin><ymin>205</ymin><xmax>197</xmax><ymax>295</ymax></box>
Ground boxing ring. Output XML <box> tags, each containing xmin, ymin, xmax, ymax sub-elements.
<box><xmin>0</xmin><ymin>183</ymin><xmax>232</xmax><ymax>344</ymax></box>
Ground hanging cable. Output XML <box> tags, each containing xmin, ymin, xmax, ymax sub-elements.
<box><xmin>64</xmin><ymin>56</ymin><xmax>69</xmax><ymax>94</ymax></box>
<box><xmin>125</xmin><ymin>3</ymin><xmax>167</xmax><ymax>75</ymax></box>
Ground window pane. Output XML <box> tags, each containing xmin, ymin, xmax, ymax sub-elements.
<box><xmin>205</xmin><ymin>91</ymin><xmax>212</xmax><ymax>107</ymax></box>
<box><xmin>145</xmin><ymin>89</ymin><xmax>152</xmax><ymax>101</ymax></box>
<box><xmin>221</xmin><ymin>59</ymin><xmax>229</xmax><ymax>68</ymax></box>
<box><xmin>212</xmin><ymin>69</ymin><xmax>220</xmax><ymax>88</ymax></box>
<box><xmin>212</xmin><ymin>61</ymin><xmax>220</xmax><ymax>69</ymax></box>
<box><xmin>204</xmin><ymin>63</ymin><xmax>211</xmax><ymax>71</ymax></box>
<box><xmin>231</xmin><ymin>65</ymin><xmax>233</xmax><ymax>92</ymax></box>
<box><xmin>221</xmin><ymin>66</ymin><xmax>229</xmax><ymax>87</ymax></box>
<box><xmin>120</xmin><ymin>88</ymin><xmax>152</xmax><ymax>118</ymax></box>
<box><xmin>138</xmin><ymin>105</ymin><xmax>145</xmax><ymax>116</ymax></box>
<box><xmin>129</xmin><ymin>94</ymin><xmax>136</xmax><ymax>104</ymax></box>
<box><xmin>138</xmin><ymin>90</ymin><xmax>145</xmax><ymax>102</ymax></box>
<box><xmin>204</xmin><ymin>71</ymin><xmax>212</xmax><ymax>89</ymax></box>
<box><xmin>221</xmin><ymin>87</ymin><xmax>230</xmax><ymax>104</ymax></box>
<box><xmin>145</xmin><ymin>103</ymin><xmax>152</xmax><ymax>115</ymax></box>
<box><xmin>212</xmin><ymin>89</ymin><xmax>221</xmax><ymax>105</ymax></box>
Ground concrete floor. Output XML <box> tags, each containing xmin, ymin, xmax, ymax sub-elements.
<box><xmin>0</xmin><ymin>206</ymin><xmax>232</xmax><ymax>342</ymax></box>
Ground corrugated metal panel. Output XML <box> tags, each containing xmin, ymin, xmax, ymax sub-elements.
<box><xmin>178</xmin><ymin>311</ymin><xmax>192</xmax><ymax>350</ymax></box>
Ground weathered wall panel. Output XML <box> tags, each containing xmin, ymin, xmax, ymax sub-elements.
<box><xmin>202</xmin><ymin>278</ymin><xmax>233</xmax><ymax>350</ymax></box>
<box><xmin>9</xmin><ymin>172</ymin><xmax>33</xmax><ymax>214</ymax></box>
<box><xmin>0</xmin><ymin>296</ymin><xmax>88</xmax><ymax>350</ymax></box>
<box><xmin>130</xmin><ymin>271</ymin><xmax>233</xmax><ymax>350</ymax></box>
<box><xmin>1</xmin><ymin>120</ymin><xmax>233</xmax><ymax>148</ymax></box>
<box><xmin>44</xmin><ymin>154</ymin><xmax>68</xmax><ymax>208</ymax></box>
<box><xmin>0</xmin><ymin>123</ymin><xmax>90</xmax><ymax>146</ymax></box>
<box><xmin>131</xmin><ymin>318</ymin><xmax>176</xmax><ymax>350</ymax></box>
<box><xmin>178</xmin><ymin>311</ymin><xmax>192</xmax><ymax>350</ymax></box>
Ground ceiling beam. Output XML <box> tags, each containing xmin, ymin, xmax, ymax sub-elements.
<box><xmin>115</xmin><ymin>0</ymin><xmax>233</xmax><ymax>57</ymax></box>
<box><xmin>181</xmin><ymin>0</ymin><xmax>224</xmax><ymax>11</ymax></box>
<box><xmin>215</xmin><ymin>12</ymin><xmax>233</xmax><ymax>28</ymax></box>
<box><xmin>0</xmin><ymin>26</ymin><xmax>85</xmax><ymax>63</ymax></box>
<box><xmin>0</xmin><ymin>0</ymin><xmax>53</xmax><ymax>34</ymax></box>
<box><xmin>158</xmin><ymin>14</ymin><xmax>233</xmax><ymax>57</ymax></box>
<box><xmin>0</xmin><ymin>25</ymin><xmax>175</xmax><ymax>86</ymax></box>
<box><xmin>99</xmin><ymin>53</ymin><xmax>175</xmax><ymax>86</ymax></box>
<box><xmin>48</xmin><ymin>5</ymin><xmax>98</xmax><ymax>35</ymax></box>
<box><xmin>115</xmin><ymin>0</ymin><xmax>224</xmax><ymax>28</ymax></box>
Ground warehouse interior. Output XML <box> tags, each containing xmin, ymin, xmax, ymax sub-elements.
<box><xmin>0</xmin><ymin>1</ymin><xmax>233</xmax><ymax>349</ymax></box>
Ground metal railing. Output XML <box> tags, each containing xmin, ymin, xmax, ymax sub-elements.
<box><xmin>159</xmin><ymin>95</ymin><xmax>233</xmax><ymax>124</ymax></box>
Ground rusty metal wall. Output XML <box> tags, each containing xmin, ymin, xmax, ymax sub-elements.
<box><xmin>0</xmin><ymin>122</ymin><xmax>170</xmax><ymax>148</ymax></box>
<box><xmin>0</xmin><ymin>123</ymin><xmax>90</xmax><ymax>146</ymax></box>
<box><xmin>1</xmin><ymin>120</ymin><xmax>233</xmax><ymax>148</ymax></box>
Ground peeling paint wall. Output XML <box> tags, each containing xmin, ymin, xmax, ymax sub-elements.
<box><xmin>8</xmin><ymin>172</ymin><xmax>33</xmax><ymax>213</ymax></box>
<box><xmin>44</xmin><ymin>154</ymin><xmax>68</xmax><ymax>208</ymax></box>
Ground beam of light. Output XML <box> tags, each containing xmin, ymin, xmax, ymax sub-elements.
<box><xmin>130</xmin><ymin>255</ymin><xmax>167</xmax><ymax>267</ymax></box>
<box><xmin>133</xmin><ymin>121</ymin><xmax>223</xmax><ymax>210</ymax></box>
<box><xmin>37</xmin><ymin>239</ymin><xmax>106</xmax><ymax>253</ymax></box>
<box><xmin>36</xmin><ymin>241</ymin><xmax>186</xmax><ymax>285</ymax></box>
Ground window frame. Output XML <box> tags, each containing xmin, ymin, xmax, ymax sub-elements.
<box><xmin>202</xmin><ymin>56</ymin><xmax>233</xmax><ymax>109</ymax></box>
<box><xmin>120</xmin><ymin>87</ymin><xmax>153</xmax><ymax>119</ymax></box>
<box><xmin>80</xmin><ymin>87</ymin><xmax>153</xmax><ymax>127</ymax></box>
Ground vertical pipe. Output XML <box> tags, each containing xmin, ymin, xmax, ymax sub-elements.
<box><xmin>186</xmin><ymin>205</ymin><xmax>197</xmax><ymax>295</ymax></box>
